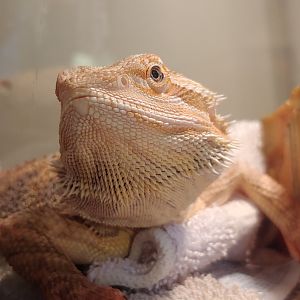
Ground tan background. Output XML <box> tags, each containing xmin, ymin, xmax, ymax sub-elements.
<box><xmin>0</xmin><ymin>0</ymin><xmax>299</xmax><ymax>168</ymax></box>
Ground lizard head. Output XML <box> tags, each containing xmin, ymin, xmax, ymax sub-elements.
<box><xmin>55</xmin><ymin>54</ymin><xmax>233</xmax><ymax>226</ymax></box>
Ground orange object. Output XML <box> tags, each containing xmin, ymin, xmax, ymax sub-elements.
<box><xmin>263</xmin><ymin>87</ymin><xmax>300</xmax><ymax>200</ymax></box>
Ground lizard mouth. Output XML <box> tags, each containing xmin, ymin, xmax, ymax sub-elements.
<box><xmin>67</xmin><ymin>90</ymin><xmax>226</xmax><ymax>135</ymax></box>
<box><xmin>68</xmin><ymin>94</ymin><xmax>221</xmax><ymax>134</ymax></box>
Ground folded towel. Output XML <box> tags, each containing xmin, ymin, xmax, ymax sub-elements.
<box><xmin>88</xmin><ymin>121</ymin><xmax>300</xmax><ymax>299</ymax></box>
<box><xmin>88</xmin><ymin>197</ymin><xmax>261</xmax><ymax>291</ymax></box>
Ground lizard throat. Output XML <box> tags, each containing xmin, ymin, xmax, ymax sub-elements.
<box><xmin>53</xmin><ymin>133</ymin><xmax>233</xmax><ymax>227</ymax></box>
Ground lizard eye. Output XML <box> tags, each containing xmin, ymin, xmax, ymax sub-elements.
<box><xmin>150</xmin><ymin>65</ymin><xmax>164</xmax><ymax>82</ymax></box>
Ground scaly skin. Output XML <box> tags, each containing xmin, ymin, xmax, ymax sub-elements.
<box><xmin>0</xmin><ymin>54</ymin><xmax>299</xmax><ymax>299</ymax></box>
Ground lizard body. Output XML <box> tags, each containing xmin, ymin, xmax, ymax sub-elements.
<box><xmin>0</xmin><ymin>54</ymin><xmax>299</xmax><ymax>299</ymax></box>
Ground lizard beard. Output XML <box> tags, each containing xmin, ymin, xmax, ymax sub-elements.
<box><xmin>57</xmin><ymin>116</ymin><xmax>232</xmax><ymax>227</ymax></box>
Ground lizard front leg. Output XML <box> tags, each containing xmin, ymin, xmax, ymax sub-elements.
<box><xmin>240</xmin><ymin>165</ymin><xmax>300</xmax><ymax>259</ymax></box>
<box><xmin>0</xmin><ymin>208</ymin><xmax>133</xmax><ymax>300</ymax></box>
<box><xmin>184</xmin><ymin>164</ymin><xmax>300</xmax><ymax>260</ymax></box>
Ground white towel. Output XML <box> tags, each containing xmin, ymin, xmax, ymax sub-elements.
<box><xmin>88</xmin><ymin>121</ymin><xmax>300</xmax><ymax>299</ymax></box>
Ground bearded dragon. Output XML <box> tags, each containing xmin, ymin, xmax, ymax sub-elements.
<box><xmin>0</xmin><ymin>54</ymin><xmax>299</xmax><ymax>300</ymax></box>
